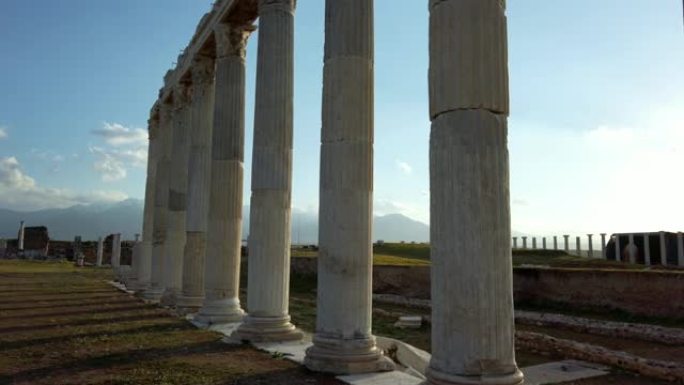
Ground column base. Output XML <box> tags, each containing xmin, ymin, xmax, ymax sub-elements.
<box><xmin>175</xmin><ymin>294</ymin><xmax>205</xmax><ymax>314</ymax></box>
<box><xmin>234</xmin><ymin>315</ymin><xmax>303</xmax><ymax>342</ymax></box>
<box><xmin>160</xmin><ymin>288</ymin><xmax>181</xmax><ymax>307</ymax></box>
<box><xmin>141</xmin><ymin>286</ymin><xmax>164</xmax><ymax>303</ymax></box>
<box><xmin>195</xmin><ymin>297</ymin><xmax>244</xmax><ymax>325</ymax></box>
<box><xmin>424</xmin><ymin>367</ymin><xmax>524</xmax><ymax>385</ymax></box>
<box><xmin>304</xmin><ymin>334</ymin><xmax>395</xmax><ymax>375</ymax></box>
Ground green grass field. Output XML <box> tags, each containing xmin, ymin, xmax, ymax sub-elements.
<box><xmin>292</xmin><ymin>243</ymin><xmax>662</xmax><ymax>270</ymax></box>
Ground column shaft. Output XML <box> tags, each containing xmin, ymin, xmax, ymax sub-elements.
<box><xmin>600</xmin><ymin>233</ymin><xmax>606</xmax><ymax>259</ymax></box>
<box><xmin>96</xmin><ymin>237</ymin><xmax>104</xmax><ymax>267</ymax></box>
<box><xmin>614</xmin><ymin>234</ymin><xmax>621</xmax><ymax>261</ymax></box>
<box><xmin>659</xmin><ymin>232</ymin><xmax>667</xmax><ymax>265</ymax></box>
<box><xmin>179</xmin><ymin>56</ymin><xmax>216</xmax><ymax>312</ymax></box>
<box><xmin>195</xmin><ymin>24</ymin><xmax>251</xmax><ymax>323</ymax></box>
<box><xmin>161</xmin><ymin>84</ymin><xmax>192</xmax><ymax>306</ymax></box>
<box><xmin>237</xmin><ymin>0</ymin><xmax>301</xmax><ymax>342</ymax></box>
<box><xmin>111</xmin><ymin>233</ymin><xmax>122</xmax><ymax>267</ymax></box>
<box><xmin>305</xmin><ymin>0</ymin><xmax>393</xmax><ymax>375</ymax></box>
<box><xmin>135</xmin><ymin>116</ymin><xmax>159</xmax><ymax>291</ymax></box>
<box><xmin>143</xmin><ymin>103</ymin><xmax>173</xmax><ymax>301</ymax></box>
<box><xmin>426</xmin><ymin>1</ymin><xmax>522</xmax><ymax>384</ymax></box>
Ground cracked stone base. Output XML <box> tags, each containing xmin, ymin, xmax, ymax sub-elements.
<box><xmin>195</xmin><ymin>298</ymin><xmax>244</xmax><ymax>325</ymax></box>
<box><xmin>304</xmin><ymin>335</ymin><xmax>396</xmax><ymax>375</ymax></box>
<box><xmin>424</xmin><ymin>367</ymin><xmax>524</xmax><ymax>385</ymax></box>
<box><xmin>234</xmin><ymin>315</ymin><xmax>303</xmax><ymax>343</ymax></box>
<box><xmin>141</xmin><ymin>287</ymin><xmax>164</xmax><ymax>302</ymax></box>
<box><xmin>175</xmin><ymin>295</ymin><xmax>205</xmax><ymax>314</ymax></box>
<box><xmin>160</xmin><ymin>288</ymin><xmax>181</xmax><ymax>307</ymax></box>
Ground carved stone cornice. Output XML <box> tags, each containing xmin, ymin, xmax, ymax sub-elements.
<box><xmin>214</xmin><ymin>22</ymin><xmax>256</xmax><ymax>59</ymax></box>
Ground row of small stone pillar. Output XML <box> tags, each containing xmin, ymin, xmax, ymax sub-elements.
<box><xmin>513</xmin><ymin>234</ymin><xmax>605</xmax><ymax>258</ymax></box>
<box><xmin>513</xmin><ymin>232</ymin><xmax>684</xmax><ymax>265</ymax></box>
<box><xmin>119</xmin><ymin>0</ymin><xmax>522</xmax><ymax>383</ymax></box>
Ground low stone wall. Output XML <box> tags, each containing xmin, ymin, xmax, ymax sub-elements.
<box><xmin>290</xmin><ymin>257</ymin><xmax>684</xmax><ymax>319</ymax></box>
<box><xmin>514</xmin><ymin>267</ymin><xmax>684</xmax><ymax>319</ymax></box>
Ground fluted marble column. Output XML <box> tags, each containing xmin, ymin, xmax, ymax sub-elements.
<box><xmin>143</xmin><ymin>103</ymin><xmax>173</xmax><ymax>301</ymax></box>
<box><xmin>512</xmin><ymin>237</ymin><xmax>517</xmax><ymax>249</ymax></box>
<box><xmin>236</xmin><ymin>0</ymin><xmax>301</xmax><ymax>342</ymax></box>
<box><xmin>425</xmin><ymin>1</ymin><xmax>522</xmax><ymax>384</ymax></box>
<box><xmin>178</xmin><ymin>56</ymin><xmax>215</xmax><ymax>312</ymax></box>
<box><xmin>564</xmin><ymin>235</ymin><xmax>570</xmax><ymax>253</ymax></box>
<box><xmin>644</xmin><ymin>233</ymin><xmax>651</xmax><ymax>265</ymax></box>
<box><xmin>111</xmin><ymin>233</ymin><xmax>121</xmax><ymax>268</ymax></box>
<box><xmin>576</xmin><ymin>236</ymin><xmax>581</xmax><ymax>256</ymax></box>
<box><xmin>134</xmin><ymin>115</ymin><xmax>159</xmax><ymax>292</ymax></box>
<box><xmin>553</xmin><ymin>236</ymin><xmax>558</xmax><ymax>250</ymax></box>
<box><xmin>521</xmin><ymin>236</ymin><xmax>527</xmax><ymax>249</ymax></box>
<box><xmin>532</xmin><ymin>237</ymin><xmax>537</xmax><ymax>249</ymax></box>
<box><xmin>160</xmin><ymin>83</ymin><xmax>192</xmax><ymax>307</ymax></box>
<box><xmin>194</xmin><ymin>24</ymin><xmax>249</xmax><ymax>323</ymax></box>
<box><xmin>304</xmin><ymin>0</ymin><xmax>393</xmax><ymax>375</ymax></box>
<box><xmin>96</xmin><ymin>237</ymin><xmax>104</xmax><ymax>267</ymax></box>
<box><xmin>600</xmin><ymin>233</ymin><xmax>607</xmax><ymax>259</ymax></box>
<box><xmin>542</xmin><ymin>237</ymin><xmax>547</xmax><ymax>250</ymax></box>
<box><xmin>614</xmin><ymin>234</ymin><xmax>621</xmax><ymax>261</ymax></box>
<box><xmin>587</xmin><ymin>234</ymin><xmax>593</xmax><ymax>258</ymax></box>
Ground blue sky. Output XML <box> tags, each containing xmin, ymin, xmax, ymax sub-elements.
<box><xmin>1</xmin><ymin>1</ymin><xmax>683</xmax><ymax>238</ymax></box>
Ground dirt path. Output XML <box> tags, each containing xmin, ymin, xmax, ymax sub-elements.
<box><xmin>0</xmin><ymin>261</ymin><xmax>342</xmax><ymax>385</ymax></box>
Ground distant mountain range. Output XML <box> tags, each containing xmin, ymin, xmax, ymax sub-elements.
<box><xmin>0</xmin><ymin>199</ymin><xmax>430</xmax><ymax>243</ymax></box>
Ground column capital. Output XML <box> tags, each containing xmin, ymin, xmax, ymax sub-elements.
<box><xmin>172</xmin><ymin>83</ymin><xmax>192</xmax><ymax>111</ymax></box>
<box><xmin>190</xmin><ymin>56</ymin><xmax>215</xmax><ymax>100</ymax></box>
<box><xmin>214</xmin><ymin>22</ymin><xmax>256</xmax><ymax>59</ymax></box>
<box><xmin>259</xmin><ymin>0</ymin><xmax>296</xmax><ymax>13</ymax></box>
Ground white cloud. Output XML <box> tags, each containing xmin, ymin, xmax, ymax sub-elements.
<box><xmin>0</xmin><ymin>127</ymin><xmax>7</xmax><ymax>140</ymax></box>
<box><xmin>0</xmin><ymin>156</ymin><xmax>127</xmax><ymax>211</ymax></box>
<box><xmin>92</xmin><ymin>122</ymin><xmax>147</xmax><ymax>147</ymax></box>
<box><xmin>89</xmin><ymin>122</ymin><xmax>149</xmax><ymax>182</ymax></box>
<box><xmin>395</xmin><ymin>159</ymin><xmax>413</xmax><ymax>175</ymax></box>
<box><xmin>510</xmin><ymin>102</ymin><xmax>684</xmax><ymax>236</ymax></box>
<box><xmin>90</xmin><ymin>147</ymin><xmax>127</xmax><ymax>182</ymax></box>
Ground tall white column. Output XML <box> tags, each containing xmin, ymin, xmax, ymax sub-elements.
<box><xmin>522</xmin><ymin>236</ymin><xmax>527</xmax><ymax>249</ymax></box>
<box><xmin>424</xmin><ymin>1</ymin><xmax>522</xmax><ymax>384</ymax></box>
<box><xmin>587</xmin><ymin>234</ymin><xmax>593</xmax><ymax>258</ymax></box>
<box><xmin>575</xmin><ymin>236</ymin><xmax>581</xmax><ymax>256</ymax></box>
<box><xmin>161</xmin><ymin>83</ymin><xmax>193</xmax><ymax>307</ymax></box>
<box><xmin>512</xmin><ymin>237</ymin><xmax>517</xmax><ymax>249</ymax></box>
<box><xmin>304</xmin><ymin>0</ymin><xmax>393</xmax><ymax>375</ymax></box>
<box><xmin>178</xmin><ymin>56</ymin><xmax>216</xmax><ymax>312</ymax></box>
<box><xmin>237</xmin><ymin>0</ymin><xmax>301</xmax><ymax>342</ymax></box>
<box><xmin>628</xmin><ymin>233</ymin><xmax>636</xmax><ymax>264</ymax></box>
<box><xmin>143</xmin><ymin>103</ymin><xmax>173</xmax><ymax>302</ymax></box>
<box><xmin>600</xmin><ymin>233</ymin><xmax>607</xmax><ymax>259</ymax></box>
<box><xmin>644</xmin><ymin>233</ymin><xmax>651</xmax><ymax>266</ymax></box>
<box><xmin>677</xmin><ymin>232</ymin><xmax>684</xmax><ymax>267</ymax></box>
<box><xmin>542</xmin><ymin>237</ymin><xmax>546</xmax><ymax>250</ymax></box>
<box><xmin>96</xmin><ymin>237</ymin><xmax>104</xmax><ymax>267</ymax></box>
<box><xmin>614</xmin><ymin>234</ymin><xmax>621</xmax><ymax>261</ymax></box>
<box><xmin>532</xmin><ymin>237</ymin><xmax>537</xmax><ymax>249</ymax></box>
<box><xmin>195</xmin><ymin>24</ymin><xmax>250</xmax><ymax>323</ymax></box>
<box><xmin>553</xmin><ymin>236</ymin><xmax>558</xmax><ymax>250</ymax></box>
<box><xmin>659</xmin><ymin>231</ymin><xmax>667</xmax><ymax>266</ymax></box>
<box><xmin>111</xmin><ymin>233</ymin><xmax>121</xmax><ymax>268</ymax></box>
<box><xmin>17</xmin><ymin>221</ymin><xmax>25</xmax><ymax>251</ymax></box>
<box><xmin>134</xmin><ymin>115</ymin><xmax>159</xmax><ymax>292</ymax></box>
<box><xmin>563</xmin><ymin>235</ymin><xmax>569</xmax><ymax>253</ymax></box>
